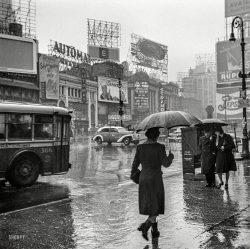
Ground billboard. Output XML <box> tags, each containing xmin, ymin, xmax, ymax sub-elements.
<box><xmin>225</xmin><ymin>0</ymin><xmax>250</xmax><ymax>17</ymax></box>
<box><xmin>88</xmin><ymin>45</ymin><xmax>120</xmax><ymax>61</ymax></box>
<box><xmin>216</xmin><ymin>39</ymin><xmax>250</xmax><ymax>87</ymax></box>
<box><xmin>130</xmin><ymin>34</ymin><xmax>168</xmax><ymax>74</ymax></box>
<box><xmin>39</xmin><ymin>54</ymin><xmax>59</xmax><ymax>100</ymax></box>
<box><xmin>98</xmin><ymin>76</ymin><xmax>128</xmax><ymax>103</ymax></box>
<box><xmin>216</xmin><ymin>86</ymin><xmax>250</xmax><ymax>120</ymax></box>
<box><xmin>0</xmin><ymin>34</ymin><xmax>37</xmax><ymax>74</ymax></box>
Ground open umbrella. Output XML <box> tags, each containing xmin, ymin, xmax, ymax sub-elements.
<box><xmin>136</xmin><ymin>111</ymin><xmax>202</xmax><ymax>131</ymax></box>
<box><xmin>196</xmin><ymin>118</ymin><xmax>228</xmax><ymax>128</ymax></box>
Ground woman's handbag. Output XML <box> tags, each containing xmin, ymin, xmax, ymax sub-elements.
<box><xmin>130</xmin><ymin>169</ymin><xmax>140</xmax><ymax>184</ymax></box>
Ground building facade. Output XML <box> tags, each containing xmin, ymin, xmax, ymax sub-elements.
<box><xmin>182</xmin><ymin>64</ymin><xmax>216</xmax><ymax>119</ymax></box>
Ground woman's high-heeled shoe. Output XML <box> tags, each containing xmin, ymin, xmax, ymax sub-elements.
<box><xmin>225</xmin><ymin>184</ymin><xmax>228</xmax><ymax>189</ymax></box>
<box><xmin>151</xmin><ymin>222</ymin><xmax>160</xmax><ymax>238</ymax></box>
<box><xmin>138</xmin><ymin>220</ymin><xmax>152</xmax><ymax>241</ymax></box>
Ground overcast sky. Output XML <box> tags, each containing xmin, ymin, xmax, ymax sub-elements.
<box><xmin>36</xmin><ymin>0</ymin><xmax>225</xmax><ymax>81</ymax></box>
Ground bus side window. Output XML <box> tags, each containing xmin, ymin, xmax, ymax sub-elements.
<box><xmin>34</xmin><ymin>115</ymin><xmax>53</xmax><ymax>140</ymax></box>
<box><xmin>8</xmin><ymin>114</ymin><xmax>32</xmax><ymax>140</ymax></box>
<box><xmin>56</xmin><ymin>117</ymin><xmax>62</xmax><ymax>139</ymax></box>
<box><xmin>0</xmin><ymin>114</ymin><xmax>5</xmax><ymax>140</ymax></box>
<box><xmin>63</xmin><ymin>117</ymin><xmax>71</xmax><ymax>138</ymax></box>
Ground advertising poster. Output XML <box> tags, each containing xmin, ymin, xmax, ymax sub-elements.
<box><xmin>216</xmin><ymin>39</ymin><xmax>250</xmax><ymax>88</ymax></box>
<box><xmin>130</xmin><ymin>34</ymin><xmax>168</xmax><ymax>74</ymax></box>
<box><xmin>39</xmin><ymin>54</ymin><xmax>59</xmax><ymax>100</ymax></box>
<box><xmin>216</xmin><ymin>87</ymin><xmax>250</xmax><ymax>120</ymax></box>
<box><xmin>98</xmin><ymin>76</ymin><xmax>128</xmax><ymax>103</ymax></box>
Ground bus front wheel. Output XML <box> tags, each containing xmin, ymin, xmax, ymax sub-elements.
<box><xmin>8</xmin><ymin>156</ymin><xmax>39</xmax><ymax>188</ymax></box>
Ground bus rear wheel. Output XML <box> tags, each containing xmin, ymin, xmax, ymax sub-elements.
<box><xmin>8</xmin><ymin>156</ymin><xmax>39</xmax><ymax>188</ymax></box>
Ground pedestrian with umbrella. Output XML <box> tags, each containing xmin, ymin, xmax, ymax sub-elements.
<box><xmin>214</xmin><ymin>126</ymin><xmax>237</xmax><ymax>189</ymax></box>
<box><xmin>199</xmin><ymin>127</ymin><xmax>217</xmax><ymax>187</ymax></box>
<box><xmin>130</xmin><ymin>127</ymin><xmax>174</xmax><ymax>241</ymax></box>
<box><xmin>197</xmin><ymin>119</ymin><xmax>228</xmax><ymax>188</ymax></box>
<box><xmin>131</xmin><ymin>111</ymin><xmax>201</xmax><ymax>241</ymax></box>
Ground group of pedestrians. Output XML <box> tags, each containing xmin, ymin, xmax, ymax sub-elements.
<box><xmin>199</xmin><ymin>126</ymin><xmax>237</xmax><ymax>189</ymax></box>
<box><xmin>130</xmin><ymin>126</ymin><xmax>237</xmax><ymax>242</ymax></box>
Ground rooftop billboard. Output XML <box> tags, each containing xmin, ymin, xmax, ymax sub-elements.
<box><xmin>130</xmin><ymin>34</ymin><xmax>168</xmax><ymax>76</ymax></box>
<box><xmin>0</xmin><ymin>34</ymin><xmax>37</xmax><ymax>74</ymax></box>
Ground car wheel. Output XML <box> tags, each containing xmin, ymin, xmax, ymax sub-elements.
<box><xmin>8</xmin><ymin>156</ymin><xmax>39</xmax><ymax>187</ymax></box>
<box><xmin>123</xmin><ymin>137</ymin><xmax>131</xmax><ymax>146</ymax></box>
<box><xmin>95</xmin><ymin>137</ymin><xmax>102</xmax><ymax>145</ymax></box>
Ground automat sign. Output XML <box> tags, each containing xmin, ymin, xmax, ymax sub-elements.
<box><xmin>49</xmin><ymin>40</ymin><xmax>91</xmax><ymax>71</ymax></box>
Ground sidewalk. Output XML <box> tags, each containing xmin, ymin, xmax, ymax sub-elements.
<box><xmin>0</xmin><ymin>154</ymin><xmax>249</xmax><ymax>249</ymax></box>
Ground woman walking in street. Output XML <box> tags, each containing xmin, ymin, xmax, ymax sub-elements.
<box><xmin>214</xmin><ymin>127</ymin><xmax>237</xmax><ymax>189</ymax></box>
<box><xmin>130</xmin><ymin>127</ymin><xmax>174</xmax><ymax>241</ymax></box>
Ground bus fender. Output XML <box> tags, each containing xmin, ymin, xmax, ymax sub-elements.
<box><xmin>8</xmin><ymin>149</ymin><xmax>42</xmax><ymax>170</ymax></box>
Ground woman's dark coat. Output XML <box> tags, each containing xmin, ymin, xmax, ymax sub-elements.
<box><xmin>131</xmin><ymin>142</ymin><xmax>173</xmax><ymax>216</ymax></box>
<box><xmin>216</xmin><ymin>133</ymin><xmax>237</xmax><ymax>173</ymax></box>
<box><xmin>199</xmin><ymin>135</ymin><xmax>216</xmax><ymax>174</ymax></box>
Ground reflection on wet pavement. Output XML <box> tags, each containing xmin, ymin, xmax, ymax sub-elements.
<box><xmin>0</xmin><ymin>136</ymin><xmax>249</xmax><ymax>249</ymax></box>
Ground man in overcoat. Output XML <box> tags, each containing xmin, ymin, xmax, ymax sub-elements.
<box><xmin>199</xmin><ymin>128</ymin><xmax>217</xmax><ymax>187</ymax></box>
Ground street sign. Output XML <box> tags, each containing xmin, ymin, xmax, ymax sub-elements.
<box><xmin>238</xmin><ymin>98</ymin><xmax>250</xmax><ymax>108</ymax></box>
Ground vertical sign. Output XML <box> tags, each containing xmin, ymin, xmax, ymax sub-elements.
<box><xmin>160</xmin><ymin>87</ymin><xmax>165</xmax><ymax>111</ymax></box>
<box><xmin>134</xmin><ymin>82</ymin><xmax>149</xmax><ymax>109</ymax></box>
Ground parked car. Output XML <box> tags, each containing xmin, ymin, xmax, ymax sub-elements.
<box><xmin>92</xmin><ymin>126</ymin><xmax>139</xmax><ymax>146</ymax></box>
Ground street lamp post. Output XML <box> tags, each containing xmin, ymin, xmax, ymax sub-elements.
<box><xmin>118</xmin><ymin>78</ymin><xmax>124</xmax><ymax>127</ymax></box>
<box><xmin>229</xmin><ymin>16</ymin><xmax>249</xmax><ymax>158</ymax></box>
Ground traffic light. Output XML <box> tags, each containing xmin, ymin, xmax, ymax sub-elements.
<box><xmin>119</xmin><ymin>109</ymin><xmax>124</xmax><ymax>116</ymax></box>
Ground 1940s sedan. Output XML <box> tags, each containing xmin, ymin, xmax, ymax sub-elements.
<box><xmin>92</xmin><ymin>126</ymin><xmax>139</xmax><ymax>146</ymax></box>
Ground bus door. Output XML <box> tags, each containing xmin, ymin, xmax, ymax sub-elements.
<box><xmin>54</xmin><ymin>115</ymin><xmax>70</xmax><ymax>173</ymax></box>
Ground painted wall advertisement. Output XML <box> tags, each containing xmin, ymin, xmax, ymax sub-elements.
<box><xmin>216</xmin><ymin>39</ymin><xmax>250</xmax><ymax>88</ymax></box>
<box><xmin>39</xmin><ymin>54</ymin><xmax>59</xmax><ymax>100</ymax></box>
<box><xmin>216</xmin><ymin>87</ymin><xmax>250</xmax><ymax>120</ymax></box>
<box><xmin>98</xmin><ymin>76</ymin><xmax>128</xmax><ymax>103</ymax></box>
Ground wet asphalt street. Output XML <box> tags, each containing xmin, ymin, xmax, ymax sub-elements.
<box><xmin>0</xmin><ymin>136</ymin><xmax>250</xmax><ymax>249</ymax></box>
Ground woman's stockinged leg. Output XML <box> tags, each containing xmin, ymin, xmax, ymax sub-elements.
<box><xmin>217</xmin><ymin>173</ymin><xmax>223</xmax><ymax>184</ymax></box>
<box><xmin>148</xmin><ymin>216</ymin><xmax>157</xmax><ymax>223</ymax></box>
<box><xmin>225</xmin><ymin>172</ymin><xmax>230</xmax><ymax>184</ymax></box>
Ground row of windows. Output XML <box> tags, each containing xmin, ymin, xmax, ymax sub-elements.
<box><xmin>59</xmin><ymin>86</ymin><xmax>81</xmax><ymax>98</ymax></box>
<box><xmin>0</xmin><ymin>114</ymin><xmax>70</xmax><ymax>141</ymax></box>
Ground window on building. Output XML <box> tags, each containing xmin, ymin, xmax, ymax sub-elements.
<box><xmin>71</xmin><ymin>88</ymin><xmax>74</xmax><ymax>96</ymax></box>
<box><xmin>62</xmin><ymin>86</ymin><xmax>64</xmax><ymax>95</ymax></box>
<box><xmin>78</xmin><ymin>89</ymin><xmax>81</xmax><ymax>98</ymax></box>
<box><xmin>75</xmin><ymin>89</ymin><xmax>77</xmax><ymax>97</ymax></box>
<box><xmin>68</xmin><ymin>87</ymin><xmax>71</xmax><ymax>96</ymax></box>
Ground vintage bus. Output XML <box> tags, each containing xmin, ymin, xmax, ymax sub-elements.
<box><xmin>0</xmin><ymin>102</ymin><xmax>72</xmax><ymax>187</ymax></box>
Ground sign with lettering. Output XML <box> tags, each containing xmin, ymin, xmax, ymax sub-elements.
<box><xmin>49</xmin><ymin>40</ymin><xmax>91</xmax><ymax>71</ymax></box>
<box><xmin>134</xmin><ymin>81</ymin><xmax>149</xmax><ymax>108</ymax></box>
<box><xmin>216</xmin><ymin>39</ymin><xmax>250</xmax><ymax>87</ymax></box>
<box><xmin>225</xmin><ymin>0</ymin><xmax>250</xmax><ymax>18</ymax></box>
